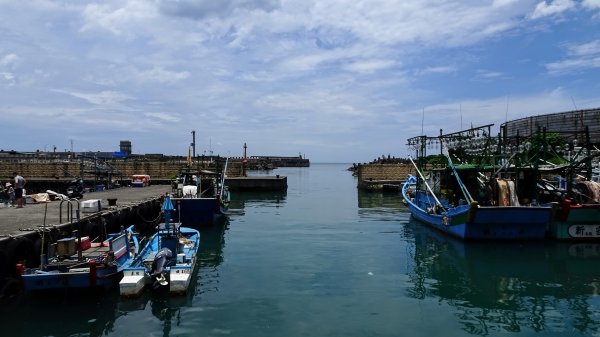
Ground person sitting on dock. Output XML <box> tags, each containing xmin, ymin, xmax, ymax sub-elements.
<box><xmin>5</xmin><ymin>182</ymin><xmax>15</xmax><ymax>207</ymax></box>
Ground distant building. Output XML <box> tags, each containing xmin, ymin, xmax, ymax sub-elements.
<box><xmin>120</xmin><ymin>140</ymin><xmax>132</xmax><ymax>156</ymax></box>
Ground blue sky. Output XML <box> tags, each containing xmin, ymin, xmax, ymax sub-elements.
<box><xmin>1</xmin><ymin>0</ymin><xmax>600</xmax><ymax>163</ymax></box>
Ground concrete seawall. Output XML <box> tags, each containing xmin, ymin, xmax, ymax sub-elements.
<box><xmin>356</xmin><ymin>163</ymin><xmax>414</xmax><ymax>191</ymax></box>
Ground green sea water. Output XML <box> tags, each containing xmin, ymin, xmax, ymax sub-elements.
<box><xmin>2</xmin><ymin>163</ymin><xmax>600</xmax><ymax>336</ymax></box>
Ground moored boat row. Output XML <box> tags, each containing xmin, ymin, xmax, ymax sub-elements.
<box><xmin>402</xmin><ymin>124</ymin><xmax>600</xmax><ymax>241</ymax></box>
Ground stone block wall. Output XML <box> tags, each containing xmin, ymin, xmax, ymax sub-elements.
<box><xmin>0</xmin><ymin>159</ymin><xmax>244</xmax><ymax>181</ymax></box>
<box><xmin>356</xmin><ymin>163</ymin><xmax>414</xmax><ymax>189</ymax></box>
<box><xmin>0</xmin><ymin>162</ymin><xmax>80</xmax><ymax>180</ymax></box>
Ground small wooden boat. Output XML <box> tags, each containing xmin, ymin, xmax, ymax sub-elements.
<box><xmin>120</xmin><ymin>195</ymin><xmax>200</xmax><ymax>297</ymax></box>
<box><xmin>18</xmin><ymin>226</ymin><xmax>139</xmax><ymax>291</ymax></box>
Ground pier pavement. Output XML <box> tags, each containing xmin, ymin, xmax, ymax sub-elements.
<box><xmin>0</xmin><ymin>185</ymin><xmax>170</xmax><ymax>237</ymax></box>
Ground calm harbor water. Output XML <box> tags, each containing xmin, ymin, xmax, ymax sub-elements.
<box><xmin>2</xmin><ymin>163</ymin><xmax>600</xmax><ymax>336</ymax></box>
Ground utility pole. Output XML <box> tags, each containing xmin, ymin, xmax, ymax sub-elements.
<box><xmin>243</xmin><ymin>142</ymin><xmax>248</xmax><ymax>177</ymax></box>
<box><xmin>191</xmin><ymin>130</ymin><xmax>196</xmax><ymax>158</ymax></box>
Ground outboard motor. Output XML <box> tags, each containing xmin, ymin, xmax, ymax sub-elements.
<box><xmin>66</xmin><ymin>178</ymin><xmax>84</xmax><ymax>199</ymax></box>
<box><xmin>151</xmin><ymin>247</ymin><xmax>173</xmax><ymax>289</ymax></box>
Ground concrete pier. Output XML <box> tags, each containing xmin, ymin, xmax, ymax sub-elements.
<box><xmin>0</xmin><ymin>185</ymin><xmax>170</xmax><ymax>296</ymax></box>
<box><xmin>0</xmin><ymin>185</ymin><xmax>170</xmax><ymax>237</ymax></box>
<box><xmin>226</xmin><ymin>176</ymin><xmax>287</xmax><ymax>191</ymax></box>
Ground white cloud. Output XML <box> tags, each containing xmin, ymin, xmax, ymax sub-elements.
<box><xmin>53</xmin><ymin>89</ymin><xmax>131</xmax><ymax>106</ymax></box>
<box><xmin>2</xmin><ymin>1</ymin><xmax>600</xmax><ymax>161</ymax></box>
<box><xmin>418</xmin><ymin>66</ymin><xmax>457</xmax><ymax>75</ymax></box>
<box><xmin>546</xmin><ymin>56</ymin><xmax>600</xmax><ymax>74</ymax></box>
<box><xmin>475</xmin><ymin>70</ymin><xmax>505</xmax><ymax>80</ymax></box>
<box><xmin>344</xmin><ymin>59</ymin><xmax>396</xmax><ymax>74</ymax></box>
<box><xmin>135</xmin><ymin>67</ymin><xmax>190</xmax><ymax>84</ymax></box>
<box><xmin>566</xmin><ymin>39</ymin><xmax>600</xmax><ymax>56</ymax></box>
<box><xmin>493</xmin><ymin>0</ymin><xmax>520</xmax><ymax>7</ymax></box>
<box><xmin>530</xmin><ymin>0</ymin><xmax>576</xmax><ymax>19</ymax></box>
<box><xmin>546</xmin><ymin>39</ymin><xmax>600</xmax><ymax>74</ymax></box>
<box><xmin>0</xmin><ymin>53</ymin><xmax>19</xmax><ymax>68</ymax></box>
<box><xmin>582</xmin><ymin>0</ymin><xmax>600</xmax><ymax>9</ymax></box>
<box><xmin>144</xmin><ymin>112</ymin><xmax>181</xmax><ymax>123</ymax></box>
<box><xmin>157</xmin><ymin>0</ymin><xmax>280</xmax><ymax>19</ymax></box>
<box><xmin>80</xmin><ymin>1</ymin><xmax>157</xmax><ymax>37</ymax></box>
<box><xmin>0</xmin><ymin>72</ymin><xmax>16</xmax><ymax>86</ymax></box>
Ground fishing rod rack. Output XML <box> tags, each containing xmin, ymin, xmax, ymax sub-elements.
<box><xmin>407</xmin><ymin>124</ymin><xmax>600</xmax><ymax>168</ymax></box>
<box><xmin>406</xmin><ymin>124</ymin><xmax>495</xmax><ymax>164</ymax></box>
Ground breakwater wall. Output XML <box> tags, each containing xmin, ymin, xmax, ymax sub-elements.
<box><xmin>356</xmin><ymin>163</ymin><xmax>414</xmax><ymax>190</ymax></box>
<box><xmin>0</xmin><ymin>160</ymin><xmax>244</xmax><ymax>182</ymax></box>
<box><xmin>0</xmin><ymin>155</ymin><xmax>310</xmax><ymax>183</ymax></box>
<box><xmin>229</xmin><ymin>156</ymin><xmax>310</xmax><ymax>168</ymax></box>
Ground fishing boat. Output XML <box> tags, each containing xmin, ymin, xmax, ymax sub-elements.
<box><xmin>536</xmin><ymin>139</ymin><xmax>600</xmax><ymax>241</ymax></box>
<box><xmin>119</xmin><ymin>195</ymin><xmax>200</xmax><ymax>297</ymax></box>
<box><xmin>170</xmin><ymin>157</ymin><xmax>230</xmax><ymax>227</ymax></box>
<box><xmin>551</xmin><ymin>194</ymin><xmax>600</xmax><ymax>240</ymax></box>
<box><xmin>402</xmin><ymin>125</ymin><xmax>555</xmax><ymax>241</ymax></box>
<box><xmin>17</xmin><ymin>226</ymin><xmax>139</xmax><ymax>291</ymax></box>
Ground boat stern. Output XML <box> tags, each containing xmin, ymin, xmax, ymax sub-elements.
<box><xmin>168</xmin><ymin>263</ymin><xmax>195</xmax><ymax>295</ymax></box>
<box><xmin>119</xmin><ymin>268</ymin><xmax>148</xmax><ymax>297</ymax></box>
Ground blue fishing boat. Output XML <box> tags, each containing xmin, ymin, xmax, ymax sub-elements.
<box><xmin>402</xmin><ymin>125</ymin><xmax>555</xmax><ymax>241</ymax></box>
<box><xmin>119</xmin><ymin>195</ymin><xmax>200</xmax><ymax>297</ymax></box>
<box><xmin>18</xmin><ymin>226</ymin><xmax>139</xmax><ymax>291</ymax></box>
<box><xmin>402</xmin><ymin>174</ymin><xmax>554</xmax><ymax>240</ymax></box>
<box><xmin>170</xmin><ymin>158</ymin><xmax>230</xmax><ymax>227</ymax></box>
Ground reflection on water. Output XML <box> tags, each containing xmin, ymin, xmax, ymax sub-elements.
<box><xmin>117</xmin><ymin>290</ymin><xmax>195</xmax><ymax>337</ymax></box>
<box><xmin>0</xmin><ymin>289</ymin><xmax>122</xmax><ymax>337</ymax></box>
<box><xmin>357</xmin><ymin>189</ymin><xmax>409</xmax><ymax>221</ymax></box>
<box><xmin>228</xmin><ymin>191</ymin><xmax>287</xmax><ymax>210</ymax></box>
<box><xmin>405</xmin><ymin>219</ymin><xmax>600</xmax><ymax>335</ymax></box>
<box><xmin>196</xmin><ymin>218</ymin><xmax>228</xmax><ymax>296</ymax></box>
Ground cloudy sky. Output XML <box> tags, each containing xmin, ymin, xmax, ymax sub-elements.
<box><xmin>1</xmin><ymin>0</ymin><xmax>600</xmax><ymax>163</ymax></box>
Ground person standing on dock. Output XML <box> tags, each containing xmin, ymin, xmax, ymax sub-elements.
<box><xmin>13</xmin><ymin>172</ymin><xmax>26</xmax><ymax>208</ymax></box>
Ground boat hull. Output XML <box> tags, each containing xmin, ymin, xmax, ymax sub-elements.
<box><xmin>403</xmin><ymin>176</ymin><xmax>552</xmax><ymax>241</ymax></box>
<box><xmin>172</xmin><ymin>197</ymin><xmax>223</xmax><ymax>227</ymax></box>
<box><xmin>119</xmin><ymin>268</ymin><xmax>149</xmax><ymax>297</ymax></box>
<box><xmin>20</xmin><ymin>228</ymin><xmax>138</xmax><ymax>292</ymax></box>
<box><xmin>549</xmin><ymin>202</ymin><xmax>600</xmax><ymax>240</ymax></box>
<box><xmin>168</xmin><ymin>262</ymin><xmax>196</xmax><ymax>295</ymax></box>
<box><xmin>22</xmin><ymin>266</ymin><xmax>120</xmax><ymax>290</ymax></box>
